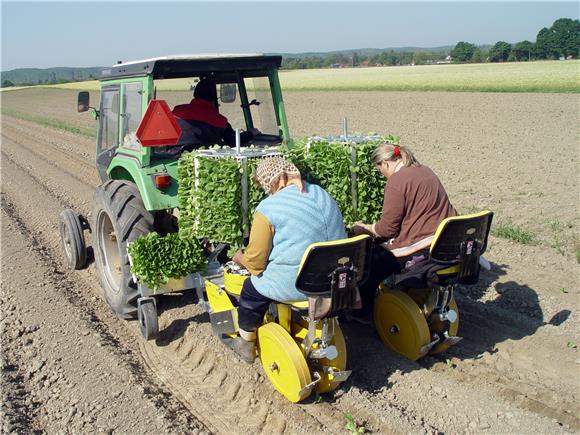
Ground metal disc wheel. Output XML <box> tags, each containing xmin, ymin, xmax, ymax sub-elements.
<box><xmin>429</xmin><ymin>297</ymin><xmax>459</xmax><ymax>355</ymax></box>
<box><xmin>59</xmin><ymin>209</ymin><xmax>87</xmax><ymax>270</ymax></box>
<box><xmin>258</xmin><ymin>323</ymin><xmax>312</xmax><ymax>403</ymax></box>
<box><xmin>374</xmin><ymin>289</ymin><xmax>431</xmax><ymax>361</ymax></box>
<box><xmin>138</xmin><ymin>299</ymin><xmax>159</xmax><ymax>341</ymax></box>
<box><xmin>293</xmin><ymin>318</ymin><xmax>347</xmax><ymax>394</ymax></box>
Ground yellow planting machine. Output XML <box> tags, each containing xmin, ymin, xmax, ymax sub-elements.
<box><xmin>60</xmin><ymin>54</ymin><xmax>494</xmax><ymax>402</ymax></box>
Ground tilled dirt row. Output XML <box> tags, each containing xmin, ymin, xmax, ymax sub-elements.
<box><xmin>0</xmin><ymin>195</ymin><xmax>207</xmax><ymax>434</ymax></box>
<box><xmin>1</xmin><ymin>101</ymin><xmax>578</xmax><ymax>434</ymax></box>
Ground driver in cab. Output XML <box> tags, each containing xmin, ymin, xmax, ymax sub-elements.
<box><xmin>172</xmin><ymin>76</ymin><xmax>259</xmax><ymax>148</ymax></box>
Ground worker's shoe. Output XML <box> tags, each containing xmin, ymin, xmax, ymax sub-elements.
<box><xmin>227</xmin><ymin>329</ymin><xmax>256</xmax><ymax>364</ymax></box>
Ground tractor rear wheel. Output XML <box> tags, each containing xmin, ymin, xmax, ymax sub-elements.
<box><xmin>92</xmin><ymin>180</ymin><xmax>154</xmax><ymax>319</ymax></box>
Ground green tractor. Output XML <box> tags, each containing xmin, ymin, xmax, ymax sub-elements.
<box><xmin>59</xmin><ymin>57</ymin><xmax>370</xmax><ymax>401</ymax></box>
<box><xmin>60</xmin><ymin>54</ymin><xmax>290</xmax><ymax>323</ymax></box>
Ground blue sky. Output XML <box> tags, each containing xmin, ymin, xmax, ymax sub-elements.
<box><xmin>1</xmin><ymin>1</ymin><xmax>578</xmax><ymax>70</ymax></box>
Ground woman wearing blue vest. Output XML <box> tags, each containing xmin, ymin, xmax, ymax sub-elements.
<box><xmin>231</xmin><ymin>157</ymin><xmax>347</xmax><ymax>363</ymax></box>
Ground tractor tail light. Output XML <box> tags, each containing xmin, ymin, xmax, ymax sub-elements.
<box><xmin>154</xmin><ymin>174</ymin><xmax>172</xmax><ymax>189</ymax></box>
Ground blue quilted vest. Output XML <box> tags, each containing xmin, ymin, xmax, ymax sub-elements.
<box><xmin>250</xmin><ymin>182</ymin><xmax>346</xmax><ymax>302</ymax></box>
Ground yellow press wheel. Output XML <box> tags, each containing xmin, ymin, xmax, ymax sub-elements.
<box><xmin>428</xmin><ymin>297</ymin><xmax>459</xmax><ymax>355</ymax></box>
<box><xmin>292</xmin><ymin>318</ymin><xmax>347</xmax><ymax>394</ymax></box>
<box><xmin>374</xmin><ymin>289</ymin><xmax>431</xmax><ymax>361</ymax></box>
<box><xmin>258</xmin><ymin>322</ymin><xmax>312</xmax><ymax>403</ymax></box>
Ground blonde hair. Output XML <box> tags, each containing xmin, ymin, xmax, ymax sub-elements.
<box><xmin>371</xmin><ymin>143</ymin><xmax>420</xmax><ymax>168</ymax></box>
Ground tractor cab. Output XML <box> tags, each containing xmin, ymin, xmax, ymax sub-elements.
<box><xmin>78</xmin><ymin>54</ymin><xmax>290</xmax><ymax>211</ymax></box>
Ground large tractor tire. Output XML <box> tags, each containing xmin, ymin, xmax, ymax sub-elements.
<box><xmin>92</xmin><ymin>180</ymin><xmax>154</xmax><ymax>319</ymax></box>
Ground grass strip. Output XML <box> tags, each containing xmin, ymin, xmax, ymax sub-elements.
<box><xmin>1</xmin><ymin>109</ymin><xmax>95</xmax><ymax>138</ymax></box>
<box><xmin>491</xmin><ymin>223</ymin><xmax>537</xmax><ymax>245</ymax></box>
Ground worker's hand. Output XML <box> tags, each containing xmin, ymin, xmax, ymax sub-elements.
<box><xmin>352</xmin><ymin>222</ymin><xmax>373</xmax><ymax>236</ymax></box>
<box><xmin>232</xmin><ymin>249</ymin><xmax>244</xmax><ymax>265</ymax></box>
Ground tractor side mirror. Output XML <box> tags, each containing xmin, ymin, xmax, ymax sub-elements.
<box><xmin>77</xmin><ymin>91</ymin><xmax>90</xmax><ymax>112</ymax></box>
<box><xmin>220</xmin><ymin>83</ymin><xmax>237</xmax><ymax>103</ymax></box>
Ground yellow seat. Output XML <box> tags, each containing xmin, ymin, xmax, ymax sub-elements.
<box><xmin>430</xmin><ymin>210</ymin><xmax>493</xmax><ymax>283</ymax></box>
<box><xmin>435</xmin><ymin>264</ymin><xmax>460</xmax><ymax>276</ymax></box>
<box><xmin>392</xmin><ymin>210</ymin><xmax>493</xmax><ymax>288</ymax></box>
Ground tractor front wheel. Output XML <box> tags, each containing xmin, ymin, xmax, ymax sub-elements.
<box><xmin>91</xmin><ymin>180</ymin><xmax>154</xmax><ymax>319</ymax></box>
<box><xmin>138</xmin><ymin>298</ymin><xmax>159</xmax><ymax>340</ymax></box>
<box><xmin>59</xmin><ymin>209</ymin><xmax>87</xmax><ymax>270</ymax></box>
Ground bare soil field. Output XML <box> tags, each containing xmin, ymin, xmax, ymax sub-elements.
<box><xmin>1</xmin><ymin>89</ymin><xmax>578</xmax><ymax>434</ymax></box>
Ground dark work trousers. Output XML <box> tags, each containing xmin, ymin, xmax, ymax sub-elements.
<box><xmin>357</xmin><ymin>245</ymin><xmax>402</xmax><ymax>315</ymax></box>
<box><xmin>238</xmin><ymin>278</ymin><xmax>274</xmax><ymax>332</ymax></box>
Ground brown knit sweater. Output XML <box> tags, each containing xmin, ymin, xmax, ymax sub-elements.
<box><xmin>373</xmin><ymin>165</ymin><xmax>457</xmax><ymax>250</ymax></box>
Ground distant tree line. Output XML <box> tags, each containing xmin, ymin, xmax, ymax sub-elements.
<box><xmin>281</xmin><ymin>17</ymin><xmax>579</xmax><ymax>70</ymax></box>
<box><xmin>1</xmin><ymin>67</ymin><xmax>99</xmax><ymax>88</ymax></box>
<box><xmin>282</xmin><ymin>50</ymin><xmax>427</xmax><ymax>69</ymax></box>
<box><xmin>450</xmin><ymin>18</ymin><xmax>579</xmax><ymax>63</ymax></box>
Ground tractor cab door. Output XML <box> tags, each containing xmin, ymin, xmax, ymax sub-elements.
<box><xmin>96</xmin><ymin>85</ymin><xmax>121</xmax><ymax>181</ymax></box>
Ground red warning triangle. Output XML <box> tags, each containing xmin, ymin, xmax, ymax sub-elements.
<box><xmin>136</xmin><ymin>100</ymin><xmax>182</xmax><ymax>147</ymax></box>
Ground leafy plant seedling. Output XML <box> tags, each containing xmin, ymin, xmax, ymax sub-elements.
<box><xmin>128</xmin><ymin>232</ymin><xmax>207</xmax><ymax>290</ymax></box>
<box><xmin>344</xmin><ymin>413</ymin><xmax>366</xmax><ymax>434</ymax></box>
<box><xmin>445</xmin><ymin>358</ymin><xmax>457</xmax><ymax>368</ymax></box>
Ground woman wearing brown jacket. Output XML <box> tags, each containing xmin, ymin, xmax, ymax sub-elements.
<box><xmin>352</xmin><ymin>143</ymin><xmax>457</xmax><ymax>320</ymax></box>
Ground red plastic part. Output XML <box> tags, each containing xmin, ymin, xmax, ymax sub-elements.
<box><xmin>136</xmin><ymin>100</ymin><xmax>182</xmax><ymax>147</ymax></box>
<box><xmin>154</xmin><ymin>174</ymin><xmax>172</xmax><ymax>189</ymax></box>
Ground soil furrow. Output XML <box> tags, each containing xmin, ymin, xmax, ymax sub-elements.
<box><xmin>2</xmin><ymin>133</ymin><xmax>98</xmax><ymax>190</ymax></box>
<box><xmin>2</xmin><ymin>150</ymin><xmax>89</xmax><ymax>216</ymax></box>
<box><xmin>0</xmin><ymin>348</ymin><xmax>41</xmax><ymax>433</ymax></box>
<box><xmin>1</xmin><ymin>114</ymin><xmax>96</xmax><ymax>162</ymax></box>
<box><xmin>1</xmin><ymin>121</ymin><xmax>96</xmax><ymax>171</ymax></box>
<box><xmin>1</xmin><ymin>193</ymin><xmax>209</xmax><ymax>433</ymax></box>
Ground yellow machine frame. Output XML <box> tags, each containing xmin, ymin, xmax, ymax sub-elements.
<box><xmin>374</xmin><ymin>211</ymin><xmax>493</xmax><ymax>361</ymax></box>
<box><xmin>202</xmin><ymin>235</ymin><xmax>370</xmax><ymax>402</ymax></box>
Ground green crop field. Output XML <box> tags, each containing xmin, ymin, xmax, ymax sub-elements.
<box><xmin>2</xmin><ymin>60</ymin><xmax>578</xmax><ymax>93</ymax></box>
<box><xmin>279</xmin><ymin>60</ymin><xmax>580</xmax><ymax>93</ymax></box>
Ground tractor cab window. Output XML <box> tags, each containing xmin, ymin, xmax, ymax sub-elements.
<box><xmin>218</xmin><ymin>77</ymin><xmax>279</xmax><ymax>139</ymax></box>
<box><xmin>98</xmin><ymin>86</ymin><xmax>120</xmax><ymax>154</ymax></box>
<box><xmin>153</xmin><ymin>74</ymin><xmax>281</xmax><ymax>149</ymax></box>
<box><xmin>243</xmin><ymin>76</ymin><xmax>279</xmax><ymax>137</ymax></box>
<box><xmin>217</xmin><ymin>82</ymin><xmax>245</xmax><ymax>132</ymax></box>
<box><xmin>121</xmin><ymin>82</ymin><xmax>143</xmax><ymax>151</ymax></box>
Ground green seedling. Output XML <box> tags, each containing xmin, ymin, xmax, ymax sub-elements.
<box><xmin>344</xmin><ymin>413</ymin><xmax>366</xmax><ymax>435</ymax></box>
<box><xmin>445</xmin><ymin>358</ymin><xmax>457</xmax><ymax>368</ymax></box>
<box><xmin>560</xmin><ymin>287</ymin><xmax>568</xmax><ymax>294</ymax></box>
<box><xmin>567</xmin><ymin>341</ymin><xmax>577</xmax><ymax>349</ymax></box>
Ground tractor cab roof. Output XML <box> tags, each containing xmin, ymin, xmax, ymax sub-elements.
<box><xmin>99</xmin><ymin>53</ymin><xmax>282</xmax><ymax>81</ymax></box>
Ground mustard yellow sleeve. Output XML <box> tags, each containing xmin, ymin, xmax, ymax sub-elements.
<box><xmin>242</xmin><ymin>211</ymin><xmax>273</xmax><ymax>276</ymax></box>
